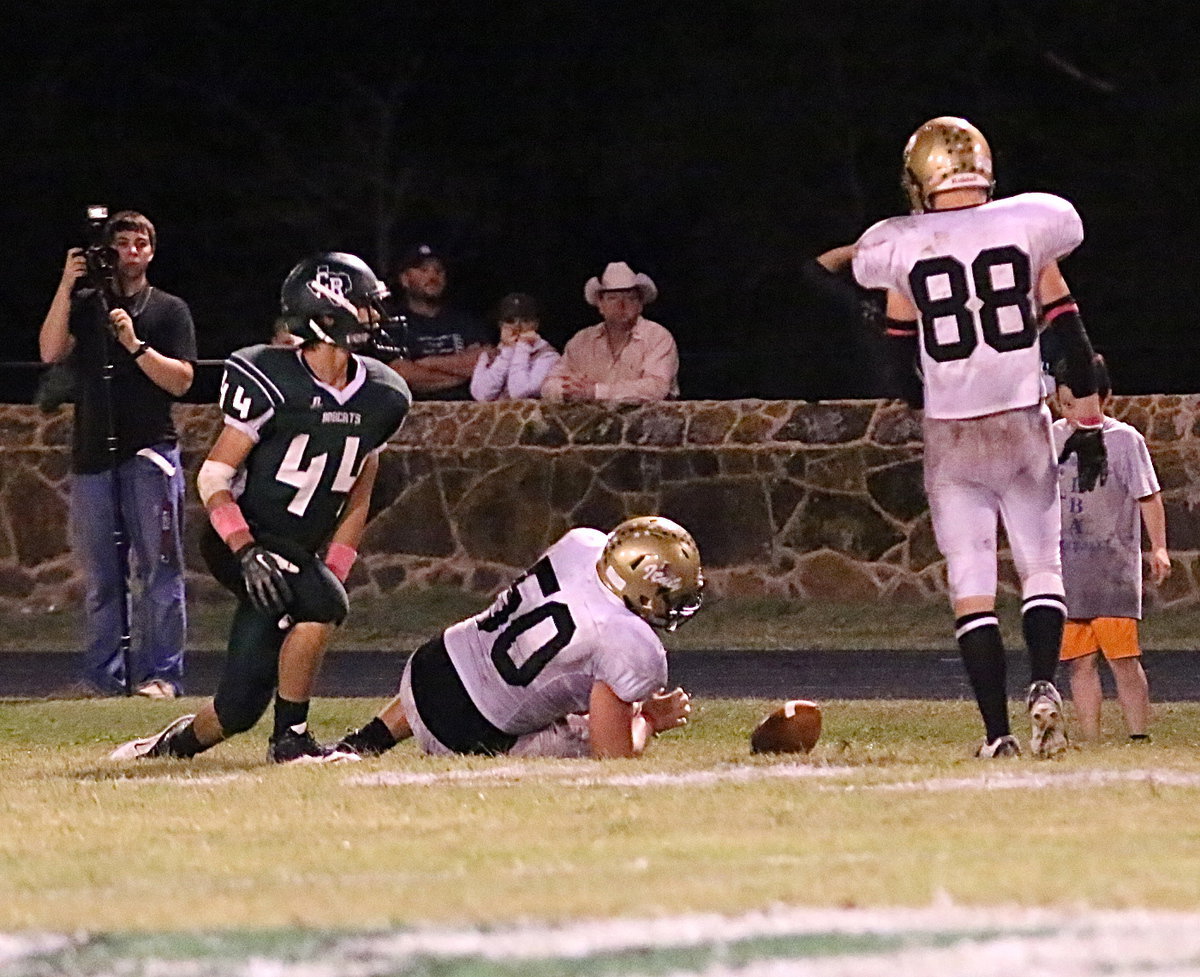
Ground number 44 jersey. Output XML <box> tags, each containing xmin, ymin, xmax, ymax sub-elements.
<box><xmin>218</xmin><ymin>344</ymin><xmax>411</xmax><ymax>552</ymax></box>
<box><xmin>852</xmin><ymin>192</ymin><xmax>1083</xmax><ymax>420</ymax></box>
<box><xmin>443</xmin><ymin>528</ymin><xmax>669</xmax><ymax>737</ymax></box>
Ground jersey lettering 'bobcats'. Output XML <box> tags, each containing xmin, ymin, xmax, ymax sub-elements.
<box><xmin>853</xmin><ymin>192</ymin><xmax>1083</xmax><ymax>420</ymax></box>
<box><xmin>217</xmin><ymin>344</ymin><xmax>410</xmax><ymax>551</ymax></box>
<box><xmin>443</xmin><ymin>528</ymin><xmax>668</xmax><ymax>736</ymax></box>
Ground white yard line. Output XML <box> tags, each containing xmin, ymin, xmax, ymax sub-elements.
<box><xmin>9</xmin><ymin>906</ymin><xmax>1200</xmax><ymax>976</ymax></box>
<box><xmin>348</xmin><ymin>762</ymin><xmax>1200</xmax><ymax>791</ymax></box>
<box><xmin>348</xmin><ymin>762</ymin><xmax>853</xmax><ymax>788</ymax></box>
<box><xmin>852</xmin><ymin>768</ymin><xmax>1200</xmax><ymax>792</ymax></box>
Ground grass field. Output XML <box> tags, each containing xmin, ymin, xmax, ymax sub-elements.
<box><xmin>4</xmin><ymin>696</ymin><xmax>1200</xmax><ymax>975</ymax></box>
<box><xmin>6</xmin><ymin>592</ymin><xmax>1200</xmax><ymax>653</ymax></box>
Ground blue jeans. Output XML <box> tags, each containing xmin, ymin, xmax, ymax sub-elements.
<box><xmin>69</xmin><ymin>443</ymin><xmax>187</xmax><ymax>694</ymax></box>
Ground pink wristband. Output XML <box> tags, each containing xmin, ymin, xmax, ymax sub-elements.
<box><xmin>209</xmin><ymin>501</ymin><xmax>250</xmax><ymax>545</ymax></box>
<box><xmin>325</xmin><ymin>542</ymin><xmax>358</xmax><ymax>583</ymax></box>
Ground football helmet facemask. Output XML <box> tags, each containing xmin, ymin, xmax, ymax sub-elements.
<box><xmin>280</xmin><ymin>252</ymin><xmax>392</xmax><ymax>348</ymax></box>
<box><xmin>597</xmin><ymin>516</ymin><xmax>704</xmax><ymax>632</ymax></box>
<box><xmin>902</xmin><ymin>116</ymin><xmax>994</xmax><ymax>213</ymax></box>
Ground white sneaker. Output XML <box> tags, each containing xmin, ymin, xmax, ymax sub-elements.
<box><xmin>108</xmin><ymin>714</ymin><xmax>196</xmax><ymax>761</ymax></box>
<box><xmin>1027</xmin><ymin>681</ymin><xmax>1069</xmax><ymax>757</ymax></box>
<box><xmin>136</xmin><ymin>679</ymin><xmax>178</xmax><ymax>700</ymax></box>
<box><xmin>976</xmin><ymin>734</ymin><xmax>1022</xmax><ymax>758</ymax></box>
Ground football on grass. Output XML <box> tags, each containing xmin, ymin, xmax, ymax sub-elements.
<box><xmin>750</xmin><ymin>700</ymin><xmax>822</xmax><ymax>754</ymax></box>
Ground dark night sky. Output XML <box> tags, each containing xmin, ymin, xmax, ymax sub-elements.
<box><xmin>3</xmin><ymin>1</ymin><xmax>1198</xmax><ymax>400</ymax></box>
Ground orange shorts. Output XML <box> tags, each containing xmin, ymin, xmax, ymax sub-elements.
<box><xmin>1060</xmin><ymin>618</ymin><xmax>1141</xmax><ymax>662</ymax></box>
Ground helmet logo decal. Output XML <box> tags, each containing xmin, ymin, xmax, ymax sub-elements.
<box><xmin>640</xmin><ymin>560</ymin><xmax>681</xmax><ymax>590</ymax></box>
<box><xmin>307</xmin><ymin>265</ymin><xmax>358</xmax><ymax>315</ymax></box>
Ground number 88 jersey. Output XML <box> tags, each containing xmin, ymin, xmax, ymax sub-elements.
<box><xmin>217</xmin><ymin>344</ymin><xmax>411</xmax><ymax>552</ymax></box>
<box><xmin>852</xmin><ymin>192</ymin><xmax>1083</xmax><ymax>420</ymax></box>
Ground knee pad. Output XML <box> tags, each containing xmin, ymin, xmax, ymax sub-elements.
<box><xmin>214</xmin><ymin>683</ymin><xmax>274</xmax><ymax>736</ymax></box>
<box><xmin>287</xmin><ymin>558</ymin><xmax>349</xmax><ymax>625</ymax></box>
<box><xmin>220</xmin><ymin>532</ymin><xmax>349</xmax><ymax>625</ymax></box>
<box><xmin>943</xmin><ymin>551</ymin><xmax>998</xmax><ymax>604</ymax></box>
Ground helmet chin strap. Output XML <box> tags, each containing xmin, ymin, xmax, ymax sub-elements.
<box><xmin>305</xmin><ymin>317</ymin><xmax>336</xmax><ymax>345</ymax></box>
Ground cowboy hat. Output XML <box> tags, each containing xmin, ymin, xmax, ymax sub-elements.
<box><xmin>584</xmin><ymin>261</ymin><xmax>658</xmax><ymax>307</ymax></box>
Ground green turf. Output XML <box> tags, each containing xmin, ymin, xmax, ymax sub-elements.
<box><xmin>4</xmin><ymin>697</ymin><xmax>1200</xmax><ymax>936</ymax></box>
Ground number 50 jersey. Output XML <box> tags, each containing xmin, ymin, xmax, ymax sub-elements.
<box><xmin>852</xmin><ymin>192</ymin><xmax>1083</xmax><ymax>420</ymax></box>
<box><xmin>218</xmin><ymin>344</ymin><xmax>411</xmax><ymax>552</ymax></box>
<box><xmin>443</xmin><ymin>528</ymin><xmax>669</xmax><ymax>736</ymax></box>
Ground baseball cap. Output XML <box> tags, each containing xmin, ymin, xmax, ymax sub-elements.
<box><xmin>494</xmin><ymin>292</ymin><xmax>540</xmax><ymax>321</ymax></box>
<box><xmin>398</xmin><ymin>243</ymin><xmax>446</xmax><ymax>271</ymax></box>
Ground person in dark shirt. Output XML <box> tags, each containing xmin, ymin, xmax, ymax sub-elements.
<box><xmin>382</xmin><ymin>243</ymin><xmax>492</xmax><ymax>400</ymax></box>
<box><xmin>38</xmin><ymin>210</ymin><xmax>196</xmax><ymax>698</ymax></box>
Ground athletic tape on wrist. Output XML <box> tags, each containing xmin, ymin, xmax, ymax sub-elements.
<box><xmin>209</xmin><ymin>501</ymin><xmax>251</xmax><ymax>546</ymax></box>
<box><xmin>325</xmin><ymin>542</ymin><xmax>357</xmax><ymax>583</ymax></box>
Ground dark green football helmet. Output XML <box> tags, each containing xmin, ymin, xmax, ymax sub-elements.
<box><xmin>279</xmin><ymin>252</ymin><xmax>391</xmax><ymax>347</ymax></box>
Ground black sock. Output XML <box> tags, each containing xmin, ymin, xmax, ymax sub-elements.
<box><xmin>166</xmin><ymin>723</ymin><xmax>208</xmax><ymax>758</ymax></box>
<box><xmin>956</xmin><ymin>612</ymin><xmax>1010</xmax><ymax>742</ymax></box>
<box><xmin>341</xmin><ymin>717</ymin><xmax>398</xmax><ymax>756</ymax></box>
<box><xmin>1022</xmin><ymin>595</ymin><xmax>1067</xmax><ymax>683</ymax></box>
<box><xmin>273</xmin><ymin>696</ymin><xmax>310</xmax><ymax>738</ymax></box>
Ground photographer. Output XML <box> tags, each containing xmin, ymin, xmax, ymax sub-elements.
<box><xmin>39</xmin><ymin>210</ymin><xmax>196</xmax><ymax>698</ymax></box>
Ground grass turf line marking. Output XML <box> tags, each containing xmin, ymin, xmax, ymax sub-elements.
<box><xmin>349</xmin><ymin>763</ymin><xmax>1200</xmax><ymax>791</ymax></box>
<box><xmin>8</xmin><ymin>908</ymin><xmax>1200</xmax><ymax>976</ymax></box>
<box><xmin>851</xmin><ymin>768</ymin><xmax>1200</xmax><ymax>792</ymax></box>
<box><xmin>349</xmin><ymin>761</ymin><xmax>851</xmax><ymax>788</ymax></box>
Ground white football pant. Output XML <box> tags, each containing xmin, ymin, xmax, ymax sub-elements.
<box><xmin>923</xmin><ymin>403</ymin><xmax>1064</xmax><ymax>602</ymax></box>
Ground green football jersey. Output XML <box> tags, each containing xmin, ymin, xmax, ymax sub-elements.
<box><xmin>218</xmin><ymin>344</ymin><xmax>411</xmax><ymax>552</ymax></box>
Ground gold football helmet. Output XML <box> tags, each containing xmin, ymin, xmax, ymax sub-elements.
<box><xmin>901</xmin><ymin>116</ymin><xmax>994</xmax><ymax>213</ymax></box>
<box><xmin>597</xmin><ymin>516</ymin><xmax>703</xmax><ymax>631</ymax></box>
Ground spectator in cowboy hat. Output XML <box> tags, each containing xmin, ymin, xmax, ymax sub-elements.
<box><xmin>541</xmin><ymin>261</ymin><xmax>679</xmax><ymax>402</ymax></box>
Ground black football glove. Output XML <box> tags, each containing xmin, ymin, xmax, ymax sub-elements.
<box><xmin>235</xmin><ymin>543</ymin><xmax>296</xmax><ymax>617</ymax></box>
<box><xmin>1058</xmin><ymin>426</ymin><xmax>1107</xmax><ymax>492</ymax></box>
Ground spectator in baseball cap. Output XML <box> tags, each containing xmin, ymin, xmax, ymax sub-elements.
<box><xmin>382</xmin><ymin>243</ymin><xmax>492</xmax><ymax>400</ymax></box>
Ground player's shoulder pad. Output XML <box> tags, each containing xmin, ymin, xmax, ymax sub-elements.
<box><xmin>221</xmin><ymin>344</ymin><xmax>298</xmax><ymax>419</ymax></box>
<box><xmin>852</xmin><ymin>215</ymin><xmax>920</xmax><ymax>290</ymax></box>
<box><xmin>855</xmin><ymin>215</ymin><xmax>904</xmax><ymax>249</ymax></box>
<box><xmin>1007</xmin><ymin>192</ymin><xmax>1083</xmax><ymax>247</ymax></box>
<box><xmin>561</xmin><ymin>526</ymin><xmax>609</xmax><ymax>550</ymax></box>
<box><xmin>1008</xmin><ymin>191</ymin><xmax>1080</xmax><ymax>219</ymax></box>
<box><xmin>360</xmin><ymin>355</ymin><xmax>413</xmax><ymax>399</ymax></box>
<box><xmin>545</xmin><ymin>527</ymin><xmax>608</xmax><ymax>567</ymax></box>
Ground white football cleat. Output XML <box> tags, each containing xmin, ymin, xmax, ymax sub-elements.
<box><xmin>108</xmin><ymin>714</ymin><xmax>196</xmax><ymax>761</ymax></box>
<box><xmin>1027</xmin><ymin>681</ymin><xmax>1069</xmax><ymax>758</ymax></box>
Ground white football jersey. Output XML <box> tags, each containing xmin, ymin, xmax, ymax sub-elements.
<box><xmin>853</xmin><ymin>192</ymin><xmax>1083</xmax><ymax>419</ymax></box>
<box><xmin>443</xmin><ymin>528</ymin><xmax>668</xmax><ymax>735</ymax></box>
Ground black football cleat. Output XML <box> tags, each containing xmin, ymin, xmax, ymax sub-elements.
<box><xmin>267</xmin><ymin>728</ymin><xmax>357</xmax><ymax>765</ymax></box>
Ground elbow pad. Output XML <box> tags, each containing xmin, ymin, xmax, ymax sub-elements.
<box><xmin>883</xmin><ymin>318</ymin><xmax>924</xmax><ymax>409</ymax></box>
<box><xmin>1042</xmin><ymin>296</ymin><xmax>1097</xmax><ymax>398</ymax></box>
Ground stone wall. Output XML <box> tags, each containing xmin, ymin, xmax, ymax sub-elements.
<box><xmin>3</xmin><ymin>397</ymin><xmax>1200</xmax><ymax>612</ymax></box>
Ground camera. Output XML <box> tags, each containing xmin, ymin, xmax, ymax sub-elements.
<box><xmin>82</xmin><ymin>204</ymin><xmax>118</xmax><ymax>292</ymax></box>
